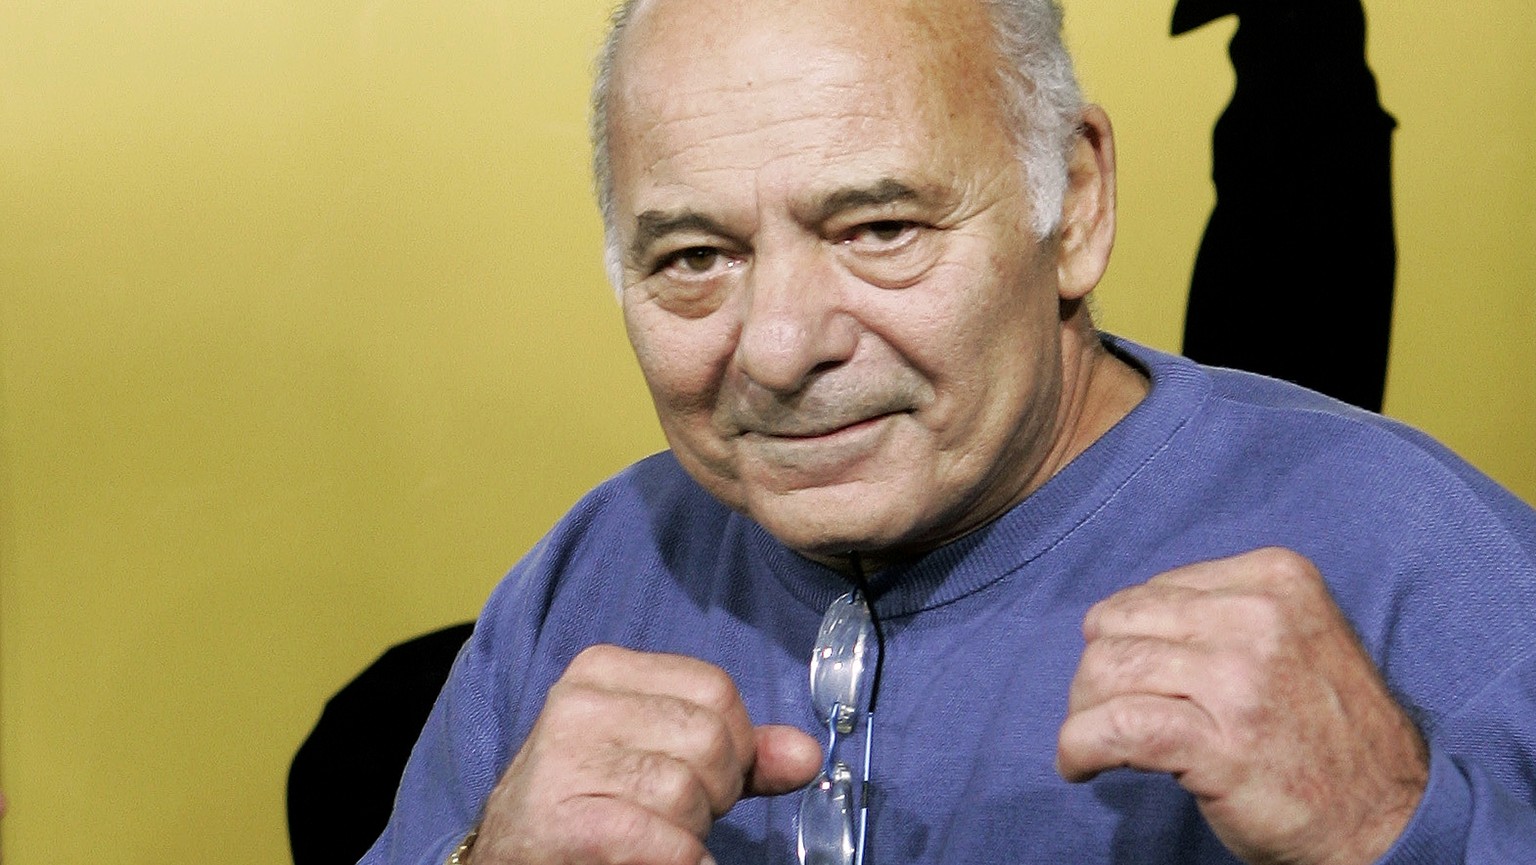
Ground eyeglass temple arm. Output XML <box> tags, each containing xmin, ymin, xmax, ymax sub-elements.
<box><xmin>855</xmin><ymin>712</ymin><xmax>874</xmax><ymax>865</ymax></box>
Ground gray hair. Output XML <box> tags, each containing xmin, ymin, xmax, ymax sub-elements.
<box><xmin>590</xmin><ymin>0</ymin><xmax>1084</xmax><ymax>284</ymax></box>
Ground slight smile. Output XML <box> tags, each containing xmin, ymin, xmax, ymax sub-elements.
<box><xmin>739</xmin><ymin>411</ymin><xmax>909</xmax><ymax>478</ymax></box>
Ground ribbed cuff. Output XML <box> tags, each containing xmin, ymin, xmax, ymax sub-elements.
<box><xmin>1371</xmin><ymin>746</ymin><xmax>1470</xmax><ymax>864</ymax></box>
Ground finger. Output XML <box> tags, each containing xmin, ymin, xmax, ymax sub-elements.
<box><xmin>566</xmin><ymin>645</ymin><xmax>758</xmax><ymax>766</ymax></box>
<box><xmin>489</xmin><ymin>728</ymin><xmax>724</xmax><ymax>856</ymax></box>
<box><xmin>1086</xmin><ymin>549</ymin><xmax>1329</xmax><ymax>640</ymax></box>
<box><xmin>1149</xmin><ymin>547</ymin><xmax>1321</xmax><ymax>594</ymax></box>
<box><xmin>1068</xmin><ymin>635</ymin><xmax>1211</xmax><ymax>713</ymax></box>
<box><xmin>586</xmin><ymin>748</ymin><xmax>720</xmax><ymax>838</ymax></box>
<box><xmin>745</xmin><ymin>724</ymin><xmax>824</xmax><ymax>797</ymax></box>
<box><xmin>1085</xmin><ymin>583</ymin><xmax>1304</xmax><ymax>653</ymax></box>
<box><xmin>1082</xmin><ymin>580</ymin><xmax>1206</xmax><ymax>643</ymax></box>
<box><xmin>539</xmin><ymin>683</ymin><xmax>752</xmax><ymax>818</ymax></box>
<box><xmin>1057</xmin><ymin>693</ymin><xmax>1219</xmax><ymax>789</ymax></box>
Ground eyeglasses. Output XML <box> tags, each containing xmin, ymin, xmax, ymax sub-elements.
<box><xmin>798</xmin><ymin>579</ymin><xmax>886</xmax><ymax>865</ymax></box>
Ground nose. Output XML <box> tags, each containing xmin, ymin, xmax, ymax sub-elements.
<box><xmin>733</xmin><ymin>243</ymin><xmax>859</xmax><ymax>394</ymax></box>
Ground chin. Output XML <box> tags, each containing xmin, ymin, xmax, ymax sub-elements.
<box><xmin>747</xmin><ymin>494</ymin><xmax>922</xmax><ymax>561</ymax></box>
<box><xmin>677</xmin><ymin>448</ymin><xmax>935</xmax><ymax>558</ymax></box>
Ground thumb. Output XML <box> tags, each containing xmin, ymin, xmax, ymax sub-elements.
<box><xmin>745</xmin><ymin>724</ymin><xmax>823</xmax><ymax>797</ymax></box>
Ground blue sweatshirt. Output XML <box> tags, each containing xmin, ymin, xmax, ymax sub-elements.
<box><xmin>364</xmin><ymin>338</ymin><xmax>1536</xmax><ymax>864</ymax></box>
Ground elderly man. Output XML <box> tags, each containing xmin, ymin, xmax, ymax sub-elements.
<box><xmin>363</xmin><ymin>0</ymin><xmax>1536</xmax><ymax>862</ymax></box>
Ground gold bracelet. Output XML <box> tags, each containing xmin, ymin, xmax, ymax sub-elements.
<box><xmin>446</xmin><ymin>829</ymin><xmax>478</xmax><ymax>865</ymax></box>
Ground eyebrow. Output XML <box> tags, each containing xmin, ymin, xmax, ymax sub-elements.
<box><xmin>810</xmin><ymin>178</ymin><xmax>924</xmax><ymax>224</ymax></box>
<box><xmin>629</xmin><ymin>210</ymin><xmax>731</xmax><ymax>263</ymax></box>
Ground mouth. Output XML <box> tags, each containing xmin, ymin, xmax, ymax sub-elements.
<box><xmin>727</xmin><ymin>408</ymin><xmax>912</xmax><ymax>484</ymax></box>
<box><xmin>750</xmin><ymin>411</ymin><xmax>905</xmax><ymax>441</ymax></box>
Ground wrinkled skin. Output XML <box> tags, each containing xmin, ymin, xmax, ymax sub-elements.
<box><xmin>1058</xmin><ymin>548</ymin><xmax>1428</xmax><ymax>865</ymax></box>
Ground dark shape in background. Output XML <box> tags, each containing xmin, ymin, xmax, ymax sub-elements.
<box><xmin>288</xmin><ymin>622</ymin><xmax>474</xmax><ymax>865</ymax></box>
<box><xmin>1175</xmin><ymin>0</ymin><xmax>1397</xmax><ymax>412</ymax></box>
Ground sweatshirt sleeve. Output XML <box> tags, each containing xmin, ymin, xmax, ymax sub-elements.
<box><xmin>354</xmin><ymin>463</ymin><xmax>680</xmax><ymax>865</ymax></box>
<box><xmin>1374</xmin><ymin>746</ymin><xmax>1536</xmax><ymax>863</ymax></box>
<box><xmin>1374</xmin><ymin>648</ymin><xmax>1536</xmax><ymax>864</ymax></box>
<box><xmin>355</xmin><ymin>516</ymin><xmax>584</xmax><ymax>865</ymax></box>
<box><xmin>357</xmin><ymin>617</ymin><xmax>517</xmax><ymax>865</ymax></box>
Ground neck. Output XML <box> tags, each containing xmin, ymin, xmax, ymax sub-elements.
<box><xmin>809</xmin><ymin>309</ymin><xmax>1149</xmax><ymax>578</ymax></box>
<box><xmin>1049</xmin><ymin>311</ymin><xmax>1152</xmax><ymax>476</ymax></box>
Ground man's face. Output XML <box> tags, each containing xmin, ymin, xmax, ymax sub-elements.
<box><xmin>608</xmin><ymin>0</ymin><xmax>1080</xmax><ymax>559</ymax></box>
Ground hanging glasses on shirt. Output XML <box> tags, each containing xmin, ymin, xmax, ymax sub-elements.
<box><xmin>798</xmin><ymin>582</ymin><xmax>885</xmax><ymax>865</ymax></box>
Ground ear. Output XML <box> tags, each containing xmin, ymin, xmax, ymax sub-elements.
<box><xmin>1055</xmin><ymin>105</ymin><xmax>1117</xmax><ymax>302</ymax></box>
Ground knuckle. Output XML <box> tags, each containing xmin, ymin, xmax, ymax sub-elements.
<box><xmin>1081</xmin><ymin>637</ymin><xmax>1138</xmax><ymax>686</ymax></box>
<box><xmin>1207</xmin><ymin>659</ymin><xmax>1279</xmax><ymax>737</ymax></box>
<box><xmin>1111</xmin><ymin>637</ymin><xmax>1160</xmax><ymax>679</ymax></box>
<box><xmin>1056</xmin><ymin>713</ymin><xmax>1102</xmax><ymax>779</ymax></box>
<box><xmin>666</xmin><ymin>673</ymin><xmax>746</xmax><ymax>742</ymax></box>
<box><xmin>1076</xmin><ymin>636</ymin><xmax>1112</xmax><ymax>673</ymax></box>
<box><xmin>694</xmin><ymin>714</ymin><xmax>738</xmax><ymax>771</ymax></box>
<box><xmin>1098</xmin><ymin>635</ymin><xmax>1177</xmax><ymax>687</ymax></box>
<box><xmin>1084</xmin><ymin>592</ymin><xmax>1142</xmax><ymax>638</ymax></box>
<box><xmin>688</xmin><ymin>664</ymin><xmax>744</xmax><ymax>716</ymax></box>
<box><xmin>1216</xmin><ymin>662</ymin><xmax>1267</xmax><ymax>714</ymax></box>
<box><xmin>1250</xmin><ymin>546</ymin><xmax>1315</xmax><ymax>588</ymax></box>
<box><xmin>1108</xmin><ymin>700</ymin><xmax>1185</xmax><ymax>762</ymax></box>
<box><xmin>666</xmin><ymin>699</ymin><xmax>744</xmax><ymax>788</ymax></box>
<box><xmin>1224</xmin><ymin>591</ymin><xmax>1288</xmax><ymax>638</ymax></box>
<box><xmin>631</xmin><ymin>750</ymin><xmax>705</xmax><ymax>816</ymax></box>
<box><xmin>1055</xmin><ymin>718</ymin><xmax>1089</xmax><ymax>773</ymax></box>
<box><xmin>1104</xmin><ymin>701</ymin><xmax>1145</xmax><ymax>747</ymax></box>
<box><xmin>542</xmin><ymin>680</ymin><xmax>608</xmax><ymax>730</ymax></box>
<box><xmin>567</xmin><ymin>643</ymin><xmax>625</xmax><ymax>678</ymax></box>
<box><xmin>1081</xmin><ymin>598</ymin><xmax>1110</xmax><ymax>638</ymax></box>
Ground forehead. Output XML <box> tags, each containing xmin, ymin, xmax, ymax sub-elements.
<box><xmin>607</xmin><ymin>0</ymin><xmax>1011</xmax><ymax>210</ymax></box>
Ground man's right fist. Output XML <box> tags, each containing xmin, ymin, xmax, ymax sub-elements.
<box><xmin>467</xmin><ymin>645</ymin><xmax>822</xmax><ymax>865</ymax></box>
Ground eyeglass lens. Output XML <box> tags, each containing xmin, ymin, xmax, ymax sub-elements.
<box><xmin>798</xmin><ymin>591</ymin><xmax>878</xmax><ymax>865</ymax></box>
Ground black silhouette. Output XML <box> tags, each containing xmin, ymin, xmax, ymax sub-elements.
<box><xmin>1175</xmin><ymin>0</ymin><xmax>1397</xmax><ymax>412</ymax></box>
<box><xmin>288</xmin><ymin>622</ymin><xmax>475</xmax><ymax>865</ymax></box>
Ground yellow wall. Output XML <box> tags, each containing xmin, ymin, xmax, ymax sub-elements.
<box><xmin>0</xmin><ymin>1</ymin><xmax>1530</xmax><ymax>862</ymax></box>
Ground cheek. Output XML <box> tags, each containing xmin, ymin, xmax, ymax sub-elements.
<box><xmin>886</xmin><ymin>257</ymin><xmax>1056</xmax><ymax>416</ymax></box>
<box><xmin>624</xmin><ymin>306</ymin><xmax>749</xmax><ymax>505</ymax></box>
<box><xmin>624</xmin><ymin>304</ymin><xmax>735</xmax><ymax>420</ymax></box>
<box><xmin>882</xmin><ymin>259</ymin><xmax>1018</xmax><ymax>368</ymax></box>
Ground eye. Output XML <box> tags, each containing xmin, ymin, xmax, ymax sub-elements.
<box><xmin>835</xmin><ymin>217</ymin><xmax>935</xmax><ymax>289</ymax></box>
<box><xmin>677</xmin><ymin>247</ymin><xmax>719</xmax><ymax>272</ymax></box>
<box><xmin>656</xmin><ymin>246</ymin><xmax>737</xmax><ymax>277</ymax></box>
<box><xmin>843</xmin><ymin>220</ymin><xmax>918</xmax><ymax>248</ymax></box>
<box><xmin>866</xmin><ymin>221</ymin><xmax>911</xmax><ymax>242</ymax></box>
